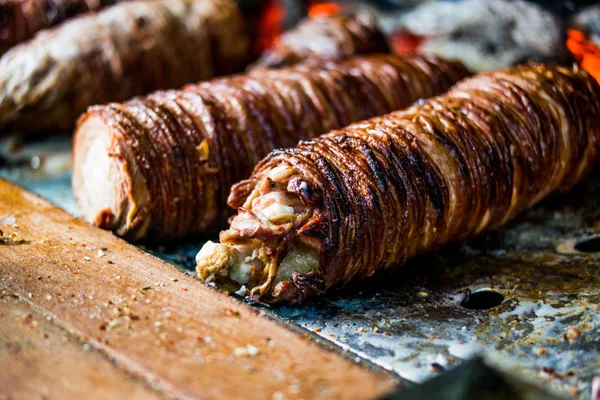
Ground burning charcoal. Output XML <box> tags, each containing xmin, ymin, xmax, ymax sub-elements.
<box><xmin>395</xmin><ymin>0</ymin><xmax>570</xmax><ymax>72</ymax></box>
<box><xmin>571</xmin><ymin>4</ymin><xmax>600</xmax><ymax>47</ymax></box>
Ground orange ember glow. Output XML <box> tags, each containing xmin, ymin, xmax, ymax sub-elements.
<box><xmin>308</xmin><ymin>2</ymin><xmax>341</xmax><ymax>18</ymax></box>
<box><xmin>256</xmin><ymin>2</ymin><xmax>285</xmax><ymax>52</ymax></box>
<box><xmin>567</xmin><ymin>29</ymin><xmax>600</xmax><ymax>83</ymax></box>
<box><xmin>257</xmin><ymin>1</ymin><xmax>341</xmax><ymax>53</ymax></box>
<box><xmin>390</xmin><ymin>30</ymin><xmax>424</xmax><ymax>55</ymax></box>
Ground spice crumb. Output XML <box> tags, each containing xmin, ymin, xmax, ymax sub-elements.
<box><xmin>9</xmin><ymin>232</ymin><xmax>24</xmax><ymax>243</ymax></box>
<box><xmin>142</xmin><ymin>285</ymin><xmax>152</xmax><ymax>291</ymax></box>
<box><xmin>83</xmin><ymin>256</ymin><xmax>91</xmax><ymax>262</ymax></box>
<box><xmin>537</xmin><ymin>348</ymin><xmax>547</xmax><ymax>356</ymax></box>
<box><xmin>272</xmin><ymin>392</ymin><xmax>287</xmax><ymax>400</ymax></box>
<box><xmin>234</xmin><ymin>344</ymin><xmax>260</xmax><ymax>357</ymax></box>
<box><xmin>225</xmin><ymin>307</ymin><xmax>240</xmax><ymax>317</ymax></box>
<box><xmin>565</xmin><ymin>326</ymin><xmax>581</xmax><ymax>344</ymax></box>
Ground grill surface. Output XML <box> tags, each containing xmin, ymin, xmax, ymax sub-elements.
<box><xmin>2</xmin><ymin>135</ymin><xmax>599</xmax><ymax>399</ymax></box>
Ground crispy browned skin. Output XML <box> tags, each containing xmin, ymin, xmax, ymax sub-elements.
<box><xmin>212</xmin><ymin>64</ymin><xmax>600</xmax><ymax>303</ymax></box>
<box><xmin>250</xmin><ymin>11</ymin><xmax>389</xmax><ymax>70</ymax></box>
<box><xmin>72</xmin><ymin>54</ymin><xmax>469</xmax><ymax>241</ymax></box>
<box><xmin>0</xmin><ymin>0</ymin><xmax>131</xmax><ymax>56</ymax></box>
<box><xmin>0</xmin><ymin>0</ymin><xmax>248</xmax><ymax>133</ymax></box>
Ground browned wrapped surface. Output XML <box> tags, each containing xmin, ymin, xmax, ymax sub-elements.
<box><xmin>250</xmin><ymin>11</ymin><xmax>389</xmax><ymax>70</ymax></box>
<box><xmin>0</xmin><ymin>0</ymin><xmax>248</xmax><ymax>133</ymax></box>
<box><xmin>0</xmin><ymin>0</ymin><xmax>131</xmax><ymax>56</ymax></box>
<box><xmin>216</xmin><ymin>64</ymin><xmax>600</xmax><ymax>303</ymax></box>
<box><xmin>72</xmin><ymin>54</ymin><xmax>469</xmax><ymax>241</ymax></box>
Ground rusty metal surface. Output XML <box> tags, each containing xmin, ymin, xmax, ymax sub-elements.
<box><xmin>2</xmin><ymin>136</ymin><xmax>599</xmax><ymax>399</ymax></box>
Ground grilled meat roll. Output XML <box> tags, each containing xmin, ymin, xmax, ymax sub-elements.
<box><xmin>0</xmin><ymin>0</ymin><xmax>130</xmax><ymax>56</ymax></box>
<box><xmin>0</xmin><ymin>0</ymin><xmax>248</xmax><ymax>133</ymax></box>
<box><xmin>73</xmin><ymin>54</ymin><xmax>469</xmax><ymax>241</ymax></box>
<box><xmin>196</xmin><ymin>64</ymin><xmax>600</xmax><ymax>303</ymax></box>
<box><xmin>250</xmin><ymin>11</ymin><xmax>389</xmax><ymax>70</ymax></box>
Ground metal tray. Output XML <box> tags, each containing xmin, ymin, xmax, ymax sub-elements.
<box><xmin>2</xmin><ymin>135</ymin><xmax>599</xmax><ymax>399</ymax></box>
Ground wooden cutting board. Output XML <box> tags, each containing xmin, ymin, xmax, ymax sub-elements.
<box><xmin>0</xmin><ymin>178</ymin><xmax>397</xmax><ymax>399</ymax></box>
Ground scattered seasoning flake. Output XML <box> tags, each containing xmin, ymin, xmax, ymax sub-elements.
<box><xmin>204</xmin><ymin>336</ymin><xmax>213</xmax><ymax>343</ymax></box>
<box><xmin>565</xmin><ymin>326</ymin><xmax>581</xmax><ymax>344</ymax></box>
<box><xmin>373</xmin><ymin>327</ymin><xmax>381</xmax><ymax>333</ymax></box>
<box><xmin>357</xmin><ymin>327</ymin><xmax>367</xmax><ymax>333</ymax></box>
<box><xmin>9</xmin><ymin>232</ymin><xmax>24</xmax><ymax>243</ymax></box>
<box><xmin>272</xmin><ymin>392</ymin><xmax>287</xmax><ymax>400</ymax></box>
<box><xmin>246</xmin><ymin>345</ymin><xmax>259</xmax><ymax>356</ymax></box>
<box><xmin>171</xmin><ymin>278</ymin><xmax>178</xmax><ymax>282</ymax></box>
<box><xmin>313</xmin><ymin>327</ymin><xmax>321</xmax><ymax>333</ymax></box>
<box><xmin>142</xmin><ymin>285</ymin><xmax>152</xmax><ymax>291</ymax></box>
<box><xmin>234</xmin><ymin>344</ymin><xmax>260</xmax><ymax>357</ymax></box>
<box><xmin>225</xmin><ymin>307</ymin><xmax>240</xmax><ymax>317</ymax></box>
<box><xmin>83</xmin><ymin>256</ymin><xmax>91</xmax><ymax>261</ymax></box>
<box><xmin>97</xmin><ymin>249</ymin><xmax>105</xmax><ymax>258</ymax></box>
<box><xmin>537</xmin><ymin>348</ymin><xmax>547</xmax><ymax>356</ymax></box>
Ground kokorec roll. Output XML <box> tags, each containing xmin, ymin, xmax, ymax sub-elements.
<box><xmin>250</xmin><ymin>11</ymin><xmax>389</xmax><ymax>70</ymax></box>
<box><xmin>0</xmin><ymin>0</ymin><xmax>130</xmax><ymax>56</ymax></box>
<box><xmin>73</xmin><ymin>54</ymin><xmax>469</xmax><ymax>241</ymax></box>
<box><xmin>0</xmin><ymin>0</ymin><xmax>248</xmax><ymax>133</ymax></box>
<box><xmin>196</xmin><ymin>64</ymin><xmax>600</xmax><ymax>303</ymax></box>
